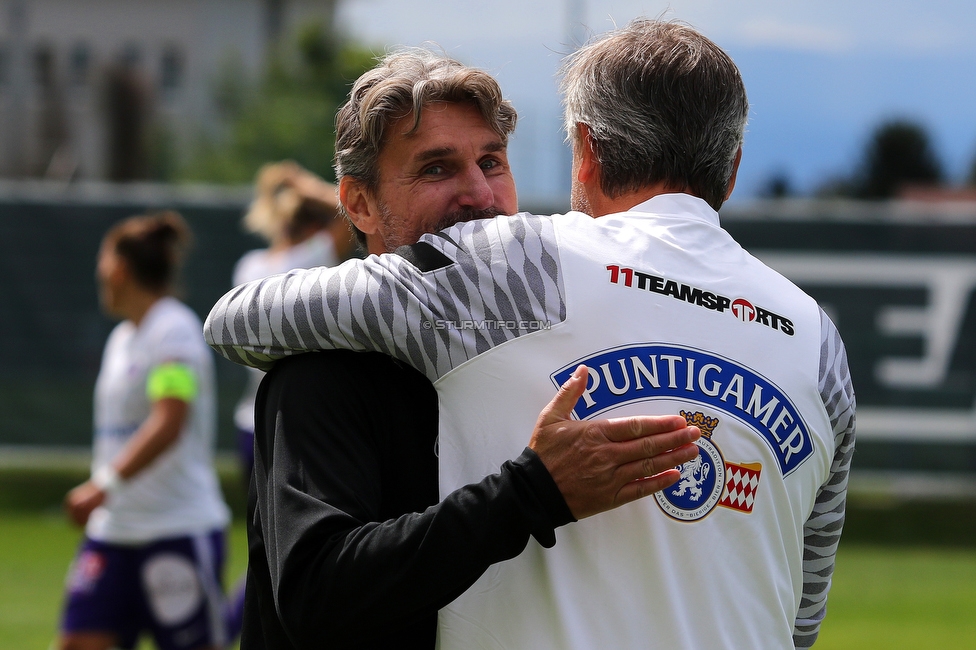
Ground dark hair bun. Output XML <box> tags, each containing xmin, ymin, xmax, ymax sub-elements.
<box><xmin>105</xmin><ymin>211</ymin><xmax>193</xmax><ymax>293</ymax></box>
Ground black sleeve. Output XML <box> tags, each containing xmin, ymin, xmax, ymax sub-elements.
<box><xmin>247</xmin><ymin>350</ymin><xmax>573</xmax><ymax>649</ymax></box>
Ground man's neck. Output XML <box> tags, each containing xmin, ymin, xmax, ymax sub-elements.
<box><xmin>587</xmin><ymin>182</ymin><xmax>692</xmax><ymax>217</ymax></box>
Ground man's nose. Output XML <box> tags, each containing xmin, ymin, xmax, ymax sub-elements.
<box><xmin>456</xmin><ymin>165</ymin><xmax>494</xmax><ymax>210</ymax></box>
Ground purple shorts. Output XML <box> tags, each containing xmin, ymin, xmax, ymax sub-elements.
<box><xmin>236</xmin><ymin>426</ymin><xmax>255</xmax><ymax>490</ymax></box>
<box><xmin>61</xmin><ymin>530</ymin><xmax>227</xmax><ymax>650</ymax></box>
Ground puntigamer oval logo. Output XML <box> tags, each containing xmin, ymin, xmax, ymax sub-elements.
<box><xmin>551</xmin><ymin>343</ymin><xmax>814</xmax><ymax>477</ymax></box>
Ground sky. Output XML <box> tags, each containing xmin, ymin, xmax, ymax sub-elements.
<box><xmin>334</xmin><ymin>0</ymin><xmax>976</xmax><ymax>206</ymax></box>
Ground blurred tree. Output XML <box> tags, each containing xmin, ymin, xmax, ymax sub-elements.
<box><xmin>759</xmin><ymin>171</ymin><xmax>793</xmax><ymax>199</ymax></box>
<box><xmin>854</xmin><ymin>120</ymin><xmax>943</xmax><ymax>199</ymax></box>
<box><xmin>179</xmin><ymin>21</ymin><xmax>375</xmax><ymax>184</ymax></box>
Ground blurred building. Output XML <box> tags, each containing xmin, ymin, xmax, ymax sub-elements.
<box><xmin>0</xmin><ymin>0</ymin><xmax>336</xmax><ymax>181</ymax></box>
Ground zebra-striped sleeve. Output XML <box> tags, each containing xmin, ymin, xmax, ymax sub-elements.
<box><xmin>203</xmin><ymin>214</ymin><xmax>566</xmax><ymax>381</ymax></box>
<box><xmin>793</xmin><ymin>309</ymin><xmax>856</xmax><ymax>648</ymax></box>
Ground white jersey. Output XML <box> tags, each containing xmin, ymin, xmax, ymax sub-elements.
<box><xmin>231</xmin><ymin>230</ymin><xmax>339</xmax><ymax>431</ymax></box>
<box><xmin>91</xmin><ymin>296</ymin><xmax>229</xmax><ymax>543</ymax></box>
<box><xmin>206</xmin><ymin>194</ymin><xmax>856</xmax><ymax>649</ymax></box>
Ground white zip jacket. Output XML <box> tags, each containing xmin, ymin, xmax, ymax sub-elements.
<box><xmin>206</xmin><ymin>193</ymin><xmax>855</xmax><ymax>649</ymax></box>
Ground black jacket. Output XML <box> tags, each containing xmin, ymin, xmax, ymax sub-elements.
<box><xmin>242</xmin><ymin>350</ymin><xmax>573</xmax><ymax>649</ymax></box>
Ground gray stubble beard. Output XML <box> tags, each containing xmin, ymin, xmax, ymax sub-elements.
<box><xmin>378</xmin><ymin>203</ymin><xmax>503</xmax><ymax>252</ymax></box>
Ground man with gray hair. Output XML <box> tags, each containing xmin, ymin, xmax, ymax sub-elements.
<box><xmin>211</xmin><ymin>20</ymin><xmax>855</xmax><ymax>649</ymax></box>
<box><xmin>235</xmin><ymin>47</ymin><xmax>700</xmax><ymax>650</ymax></box>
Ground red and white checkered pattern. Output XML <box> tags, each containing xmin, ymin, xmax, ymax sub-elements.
<box><xmin>719</xmin><ymin>462</ymin><xmax>762</xmax><ymax>513</ymax></box>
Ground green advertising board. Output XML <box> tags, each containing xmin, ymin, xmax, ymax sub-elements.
<box><xmin>2</xmin><ymin>187</ymin><xmax>974</xmax><ymax>474</ymax></box>
<box><xmin>0</xmin><ymin>183</ymin><xmax>258</xmax><ymax>452</ymax></box>
<box><xmin>723</xmin><ymin>200</ymin><xmax>976</xmax><ymax>473</ymax></box>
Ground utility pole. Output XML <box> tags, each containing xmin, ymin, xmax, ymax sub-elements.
<box><xmin>558</xmin><ymin>0</ymin><xmax>586</xmax><ymax>197</ymax></box>
<box><xmin>264</xmin><ymin>0</ymin><xmax>285</xmax><ymax>46</ymax></box>
<box><xmin>565</xmin><ymin>0</ymin><xmax>587</xmax><ymax>49</ymax></box>
<box><xmin>6</xmin><ymin>0</ymin><xmax>29</xmax><ymax>177</ymax></box>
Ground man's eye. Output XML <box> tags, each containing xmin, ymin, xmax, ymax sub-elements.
<box><xmin>480</xmin><ymin>159</ymin><xmax>499</xmax><ymax>171</ymax></box>
<box><xmin>423</xmin><ymin>165</ymin><xmax>444</xmax><ymax>175</ymax></box>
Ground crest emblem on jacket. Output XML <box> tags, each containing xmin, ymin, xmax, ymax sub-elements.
<box><xmin>655</xmin><ymin>411</ymin><xmax>763</xmax><ymax>521</ymax></box>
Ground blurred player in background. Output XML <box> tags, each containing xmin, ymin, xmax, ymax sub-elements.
<box><xmin>231</xmin><ymin>160</ymin><xmax>355</xmax><ymax>485</ymax></box>
<box><xmin>60</xmin><ymin>212</ymin><xmax>232</xmax><ymax>650</ymax></box>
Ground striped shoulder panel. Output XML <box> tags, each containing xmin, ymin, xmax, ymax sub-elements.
<box><xmin>205</xmin><ymin>213</ymin><xmax>568</xmax><ymax>381</ymax></box>
<box><xmin>396</xmin><ymin>213</ymin><xmax>567</xmax><ymax>377</ymax></box>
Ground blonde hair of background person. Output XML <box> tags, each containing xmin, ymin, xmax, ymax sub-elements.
<box><xmin>243</xmin><ymin>160</ymin><xmax>357</xmax><ymax>260</ymax></box>
<box><xmin>231</xmin><ymin>161</ymin><xmax>359</xmax><ymax>491</ymax></box>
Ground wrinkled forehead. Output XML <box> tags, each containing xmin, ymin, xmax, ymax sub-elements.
<box><xmin>379</xmin><ymin>101</ymin><xmax>508</xmax><ymax>164</ymax></box>
<box><xmin>381</xmin><ymin>99</ymin><xmax>491</xmax><ymax>141</ymax></box>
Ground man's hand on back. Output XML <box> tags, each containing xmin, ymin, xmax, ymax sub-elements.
<box><xmin>529</xmin><ymin>365</ymin><xmax>701</xmax><ymax>520</ymax></box>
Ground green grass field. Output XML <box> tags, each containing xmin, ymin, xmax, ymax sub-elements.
<box><xmin>816</xmin><ymin>545</ymin><xmax>976</xmax><ymax>648</ymax></box>
<box><xmin>2</xmin><ymin>467</ymin><xmax>975</xmax><ymax>649</ymax></box>
<box><xmin>0</xmin><ymin>463</ymin><xmax>248</xmax><ymax>650</ymax></box>
<box><xmin>0</xmin><ymin>512</ymin><xmax>249</xmax><ymax>650</ymax></box>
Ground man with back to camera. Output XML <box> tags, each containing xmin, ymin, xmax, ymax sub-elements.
<box><xmin>229</xmin><ymin>49</ymin><xmax>701</xmax><ymax>649</ymax></box>
<box><xmin>209</xmin><ymin>20</ymin><xmax>856</xmax><ymax>649</ymax></box>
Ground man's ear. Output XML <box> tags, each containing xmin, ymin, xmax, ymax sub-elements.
<box><xmin>339</xmin><ymin>176</ymin><xmax>379</xmax><ymax>235</ymax></box>
<box><xmin>575</xmin><ymin>123</ymin><xmax>600</xmax><ymax>186</ymax></box>
<box><xmin>725</xmin><ymin>147</ymin><xmax>743</xmax><ymax>201</ymax></box>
